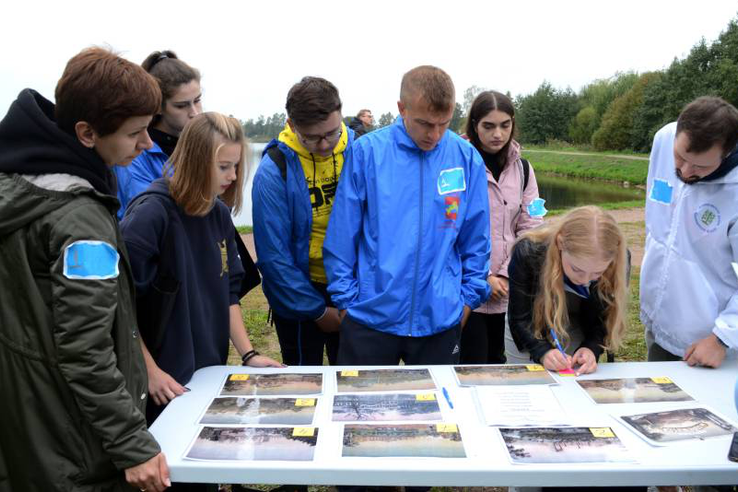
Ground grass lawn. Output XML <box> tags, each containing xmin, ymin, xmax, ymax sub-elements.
<box><xmin>522</xmin><ymin>150</ymin><xmax>649</xmax><ymax>185</ymax></box>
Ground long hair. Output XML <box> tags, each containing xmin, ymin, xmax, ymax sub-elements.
<box><xmin>141</xmin><ymin>50</ymin><xmax>201</xmax><ymax>127</ymax></box>
<box><xmin>520</xmin><ymin>206</ymin><xmax>628</xmax><ymax>351</ymax></box>
<box><xmin>168</xmin><ymin>112</ymin><xmax>248</xmax><ymax>216</ymax></box>
<box><xmin>465</xmin><ymin>91</ymin><xmax>517</xmax><ymax>169</ymax></box>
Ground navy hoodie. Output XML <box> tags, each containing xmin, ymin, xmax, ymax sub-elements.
<box><xmin>120</xmin><ymin>178</ymin><xmax>244</xmax><ymax>386</ymax></box>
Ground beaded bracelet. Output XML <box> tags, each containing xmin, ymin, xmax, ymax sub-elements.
<box><xmin>241</xmin><ymin>349</ymin><xmax>260</xmax><ymax>365</ymax></box>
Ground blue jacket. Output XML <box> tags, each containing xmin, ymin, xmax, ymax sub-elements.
<box><xmin>113</xmin><ymin>143</ymin><xmax>171</xmax><ymax>219</ymax></box>
<box><xmin>323</xmin><ymin>117</ymin><xmax>491</xmax><ymax>336</ymax></box>
<box><xmin>252</xmin><ymin>128</ymin><xmax>355</xmax><ymax>320</ymax></box>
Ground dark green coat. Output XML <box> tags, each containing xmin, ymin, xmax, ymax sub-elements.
<box><xmin>0</xmin><ymin>173</ymin><xmax>160</xmax><ymax>491</ymax></box>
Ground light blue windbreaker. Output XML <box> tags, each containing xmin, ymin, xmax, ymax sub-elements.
<box><xmin>112</xmin><ymin>142</ymin><xmax>170</xmax><ymax>219</ymax></box>
<box><xmin>323</xmin><ymin>116</ymin><xmax>491</xmax><ymax>336</ymax></box>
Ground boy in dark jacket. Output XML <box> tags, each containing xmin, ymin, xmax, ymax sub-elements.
<box><xmin>0</xmin><ymin>48</ymin><xmax>170</xmax><ymax>492</ymax></box>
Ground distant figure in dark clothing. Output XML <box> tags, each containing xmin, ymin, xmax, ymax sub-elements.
<box><xmin>348</xmin><ymin>108</ymin><xmax>374</xmax><ymax>137</ymax></box>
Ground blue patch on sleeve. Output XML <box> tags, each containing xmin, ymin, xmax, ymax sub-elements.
<box><xmin>63</xmin><ymin>241</ymin><xmax>119</xmax><ymax>280</ymax></box>
<box><xmin>650</xmin><ymin>179</ymin><xmax>673</xmax><ymax>204</ymax></box>
<box><xmin>527</xmin><ymin>198</ymin><xmax>548</xmax><ymax>217</ymax></box>
<box><xmin>437</xmin><ymin>167</ymin><xmax>466</xmax><ymax>195</ymax></box>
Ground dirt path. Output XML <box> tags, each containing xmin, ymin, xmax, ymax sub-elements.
<box><xmin>523</xmin><ymin>148</ymin><xmax>649</xmax><ymax>161</ymax></box>
<box><xmin>241</xmin><ymin>206</ymin><xmax>645</xmax><ymax>269</ymax></box>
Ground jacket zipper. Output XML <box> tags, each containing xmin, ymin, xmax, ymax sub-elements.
<box><xmin>408</xmin><ymin>153</ymin><xmax>424</xmax><ymax>336</ymax></box>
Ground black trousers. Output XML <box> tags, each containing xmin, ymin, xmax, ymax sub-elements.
<box><xmin>272</xmin><ymin>283</ymin><xmax>340</xmax><ymax>366</ymax></box>
<box><xmin>337</xmin><ymin>315</ymin><xmax>462</xmax><ymax>365</ymax></box>
<box><xmin>459</xmin><ymin>311</ymin><xmax>507</xmax><ymax>364</ymax></box>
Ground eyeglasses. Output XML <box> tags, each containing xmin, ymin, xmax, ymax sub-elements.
<box><xmin>296</xmin><ymin>127</ymin><xmax>343</xmax><ymax>145</ymax></box>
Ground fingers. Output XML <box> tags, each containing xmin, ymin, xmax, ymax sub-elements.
<box><xmin>158</xmin><ymin>453</ymin><xmax>172</xmax><ymax>489</ymax></box>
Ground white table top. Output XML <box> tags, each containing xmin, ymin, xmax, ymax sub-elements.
<box><xmin>150</xmin><ymin>360</ymin><xmax>738</xmax><ymax>486</ymax></box>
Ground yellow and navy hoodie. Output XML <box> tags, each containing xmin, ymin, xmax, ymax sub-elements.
<box><xmin>252</xmin><ymin>123</ymin><xmax>354</xmax><ymax>320</ymax></box>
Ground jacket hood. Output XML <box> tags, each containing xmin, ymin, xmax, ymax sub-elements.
<box><xmin>701</xmin><ymin>143</ymin><xmax>738</xmax><ymax>184</ymax></box>
<box><xmin>0</xmin><ymin>172</ymin><xmax>117</xmax><ymax>236</ymax></box>
<box><xmin>507</xmin><ymin>139</ymin><xmax>522</xmax><ymax>164</ymax></box>
<box><xmin>278</xmin><ymin>122</ymin><xmax>349</xmax><ymax>162</ymax></box>
<box><xmin>0</xmin><ymin>89</ymin><xmax>116</xmax><ymax>196</ymax></box>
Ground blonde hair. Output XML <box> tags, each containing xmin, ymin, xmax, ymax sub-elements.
<box><xmin>520</xmin><ymin>206</ymin><xmax>628</xmax><ymax>352</ymax></box>
<box><xmin>168</xmin><ymin>112</ymin><xmax>248</xmax><ymax>216</ymax></box>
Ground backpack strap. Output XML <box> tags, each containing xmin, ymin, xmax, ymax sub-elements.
<box><xmin>265</xmin><ymin>146</ymin><xmax>288</xmax><ymax>181</ymax></box>
<box><xmin>521</xmin><ymin>157</ymin><xmax>530</xmax><ymax>190</ymax></box>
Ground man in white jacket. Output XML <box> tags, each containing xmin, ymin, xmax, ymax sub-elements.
<box><xmin>641</xmin><ymin>96</ymin><xmax>738</xmax><ymax>368</ymax></box>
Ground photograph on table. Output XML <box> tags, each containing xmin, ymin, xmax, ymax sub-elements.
<box><xmin>454</xmin><ymin>364</ymin><xmax>556</xmax><ymax>386</ymax></box>
<box><xmin>219</xmin><ymin>372</ymin><xmax>323</xmax><ymax>396</ymax></box>
<box><xmin>618</xmin><ymin>407</ymin><xmax>737</xmax><ymax>445</ymax></box>
<box><xmin>498</xmin><ymin>426</ymin><xmax>634</xmax><ymax>464</ymax></box>
<box><xmin>185</xmin><ymin>426</ymin><xmax>319</xmax><ymax>461</ymax></box>
<box><xmin>336</xmin><ymin>368</ymin><xmax>436</xmax><ymax>393</ymax></box>
<box><xmin>342</xmin><ymin>423</ymin><xmax>466</xmax><ymax>458</ymax></box>
<box><xmin>332</xmin><ymin>393</ymin><xmax>442</xmax><ymax>421</ymax></box>
<box><xmin>576</xmin><ymin>377</ymin><xmax>694</xmax><ymax>404</ymax></box>
<box><xmin>199</xmin><ymin>397</ymin><xmax>317</xmax><ymax>425</ymax></box>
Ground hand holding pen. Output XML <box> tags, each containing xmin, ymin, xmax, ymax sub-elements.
<box><xmin>542</xmin><ymin>328</ymin><xmax>574</xmax><ymax>372</ymax></box>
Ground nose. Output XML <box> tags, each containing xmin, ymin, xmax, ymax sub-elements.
<box><xmin>189</xmin><ymin>102</ymin><xmax>202</xmax><ymax>118</ymax></box>
<box><xmin>139</xmin><ymin>130</ymin><xmax>154</xmax><ymax>150</ymax></box>
<box><xmin>429</xmin><ymin>124</ymin><xmax>442</xmax><ymax>142</ymax></box>
<box><xmin>228</xmin><ymin>166</ymin><xmax>237</xmax><ymax>182</ymax></box>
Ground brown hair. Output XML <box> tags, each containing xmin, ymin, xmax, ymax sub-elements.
<box><xmin>357</xmin><ymin>109</ymin><xmax>371</xmax><ymax>118</ymax></box>
<box><xmin>285</xmin><ymin>76</ymin><xmax>342</xmax><ymax>127</ymax></box>
<box><xmin>465</xmin><ymin>90</ymin><xmax>517</xmax><ymax>168</ymax></box>
<box><xmin>519</xmin><ymin>206</ymin><xmax>628</xmax><ymax>352</ymax></box>
<box><xmin>168</xmin><ymin>112</ymin><xmax>247</xmax><ymax>216</ymax></box>
<box><xmin>677</xmin><ymin>96</ymin><xmax>738</xmax><ymax>155</ymax></box>
<box><xmin>400</xmin><ymin>65</ymin><xmax>455</xmax><ymax>113</ymax></box>
<box><xmin>55</xmin><ymin>47</ymin><xmax>161</xmax><ymax>137</ymax></box>
<box><xmin>142</xmin><ymin>50</ymin><xmax>201</xmax><ymax>125</ymax></box>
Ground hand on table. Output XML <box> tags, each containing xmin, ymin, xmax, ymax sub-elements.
<box><xmin>124</xmin><ymin>452</ymin><xmax>170</xmax><ymax>492</ymax></box>
<box><xmin>572</xmin><ymin>347</ymin><xmax>597</xmax><ymax>375</ymax></box>
<box><xmin>244</xmin><ymin>354</ymin><xmax>285</xmax><ymax>368</ymax></box>
<box><xmin>148</xmin><ymin>366</ymin><xmax>186</xmax><ymax>406</ymax></box>
<box><xmin>684</xmin><ymin>334</ymin><xmax>727</xmax><ymax>368</ymax></box>
<box><xmin>541</xmin><ymin>349</ymin><xmax>573</xmax><ymax>372</ymax></box>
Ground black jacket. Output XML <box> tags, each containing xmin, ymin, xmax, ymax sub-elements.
<box><xmin>507</xmin><ymin>238</ymin><xmax>613</xmax><ymax>363</ymax></box>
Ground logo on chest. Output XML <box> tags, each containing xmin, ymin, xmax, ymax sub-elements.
<box><xmin>219</xmin><ymin>239</ymin><xmax>229</xmax><ymax>277</ymax></box>
<box><xmin>693</xmin><ymin>203</ymin><xmax>720</xmax><ymax>233</ymax></box>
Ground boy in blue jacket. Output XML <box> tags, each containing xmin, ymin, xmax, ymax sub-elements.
<box><xmin>324</xmin><ymin>65</ymin><xmax>490</xmax><ymax>366</ymax></box>
<box><xmin>253</xmin><ymin>77</ymin><xmax>354</xmax><ymax>366</ymax></box>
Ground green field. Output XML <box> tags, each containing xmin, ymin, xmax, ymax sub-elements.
<box><xmin>522</xmin><ymin>150</ymin><xmax>649</xmax><ymax>185</ymax></box>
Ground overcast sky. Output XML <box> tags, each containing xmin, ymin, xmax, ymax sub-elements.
<box><xmin>1</xmin><ymin>0</ymin><xmax>736</xmax><ymax>122</ymax></box>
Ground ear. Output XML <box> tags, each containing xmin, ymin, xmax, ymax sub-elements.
<box><xmin>74</xmin><ymin>121</ymin><xmax>97</xmax><ymax>149</ymax></box>
<box><xmin>555</xmin><ymin>235</ymin><xmax>564</xmax><ymax>251</ymax></box>
<box><xmin>397</xmin><ymin>100</ymin><xmax>406</xmax><ymax>117</ymax></box>
<box><xmin>286</xmin><ymin>118</ymin><xmax>295</xmax><ymax>132</ymax></box>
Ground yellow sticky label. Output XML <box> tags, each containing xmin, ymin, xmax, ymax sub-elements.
<box><xmin>292</xmin><ymin>427</ymin><xmax>315</xmax><ymax>437</ymax></box>
<box><xmin>341</xmin><ymin>370</ymin><xmax>359</xmax><ymax>377</ymax></box>
<box><xmin>229</xmin><ymin>374</ymin><xmax>249</xmax><ymax>381</ymax></box>
<box><xmin>436</xmin><ymin>423</ymin><xmax>458</xmax><ymax>433</ymax></box>
<box><xmin>526</xmin><ymin>365</ymin><xmax>545</xmax><ymax>372</ymax></box>
<box><xmin>416</xmin><ymin>393</ymin><xmax>436</xmax><ymax>401</ymax></box>
<box><xmin>651</xmin><ymin>377</ymin><xmax>672</xmax><ymax>384</ymax></box>
<box><xmin>295</xmin><ymin>398</ymin><xmax>316</xmax><ymax>407</ymax></box>
<box><xmin>590</xmin><ymin>427</ymin><xmax>615</xmax><ymax>438</ymax></box>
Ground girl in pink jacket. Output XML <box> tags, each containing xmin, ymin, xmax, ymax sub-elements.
<box><xmin>459</xmin><ymin>91</ymin><xmax>544</xmax><ymax>364</ymax></box>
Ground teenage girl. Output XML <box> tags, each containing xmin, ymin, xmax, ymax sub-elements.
<box><xmin>121</xmin><ymin>112</ymin><xmax>282</xmax><ymax>426</ymax></box>
<box><xmin>459</xmin><ymin>90</ymin><xmax>543</xmax><ymax>364</ymax></box>
<box><xmin>114</xmin><ymin>50</ymin><xmax>202</xmax><ymax>219</ymax></box>
<box><xmin>505</xmin><ymin>206</ymin><xmax>629</xmax><ymax>374</ymax></box>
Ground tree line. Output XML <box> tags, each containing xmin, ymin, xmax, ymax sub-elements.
<box><xmin>242</xmin><ymin>15</ymin><xmax>738</xmax><ymax>152</ymax></box>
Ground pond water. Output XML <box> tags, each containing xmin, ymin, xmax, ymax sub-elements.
<box><xmin>231</xmin><ymin>143</ymin><xmax>645</xmax><ymax>226</ymax></box>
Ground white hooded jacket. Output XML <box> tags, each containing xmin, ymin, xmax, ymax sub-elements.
<box><xmin>640</xmin><ymin>122</ymin><xmax>738</xmax><ymax>357</ymax></box>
